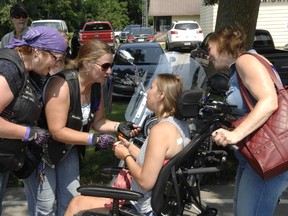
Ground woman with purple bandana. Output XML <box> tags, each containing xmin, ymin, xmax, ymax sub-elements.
<box><xmin>0</xmin><ymin>26</ymin><xmax>67</xmax><ymax>215</ymax></box>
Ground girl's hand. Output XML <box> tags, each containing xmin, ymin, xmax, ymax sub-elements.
<box><xmin>113</xmin><ymin>144</ymin><xmax>130</xmax><ymax>160</ymax></box>
<box><xmin>118</xmin><ymin>136</ymin><xmax>132</xmax><ymax>148</ymax></box>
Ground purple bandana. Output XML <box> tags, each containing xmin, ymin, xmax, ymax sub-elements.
<box><xmin>7</xmin><ymin>26</ymin><xmax>67</xmax><ymax>54</ymax></box>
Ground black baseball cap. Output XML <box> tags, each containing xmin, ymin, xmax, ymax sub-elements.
<box><xmin>10</xmin><ymin>4</ymin><xmax>28</xmax><ymax>18</ymax></box>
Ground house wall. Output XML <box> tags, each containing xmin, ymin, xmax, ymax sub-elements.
<box><xmin>199</xmin><ymin>4</ymin><xmax>218</xmax><ymax>37</ymax></box>
<box><xmin>256</xmin><ymin>2</ymin><xmax>288</xmax><ymax>47</ymax></box>
<box><xmin>171</xmin><ymin>15</ymin><xmax>200</xmax><ymax>24</ymax></box>
<box><xmin>200</xmin><ymin>2</ymin><xmax>288</xmax><ymax>48</ymax></box>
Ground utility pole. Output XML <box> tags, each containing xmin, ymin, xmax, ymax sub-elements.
<box><xmin>142</xmin><ymin>0</ymin><xmax>148</xmax><ymax>27</ymax></box>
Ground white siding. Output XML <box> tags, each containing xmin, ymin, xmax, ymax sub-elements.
<box><xmin>257</xmin><ymin>2</ymin><xmax>288</xmax><ymax>47</ymax></box>
<box><xmin>200</xmin><ymin>5</ymin><xmax>218</xmax><ymax>37</ymax></box>
<box><xmin>200</xmin><ymin>2</ymin><xmax>288</xmax><ymax>48</ymax></box>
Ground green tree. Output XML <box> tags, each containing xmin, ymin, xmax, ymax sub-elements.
<box><xmin>97</xmin><ymin>0</ymin><xmax>129</xmax><ymax>30</ymax></box>
<box><xmin>119</xmin><ymin>0</ymin><xmax>142</xmax><ymax>25</ymax></box>
<box><xmin>0</xmin><ymin>0</ymin><xmax>137</xmax><ymax>36</ymax></box>
<box><xmin>215</xmin><ymin>0</ymin><xmax>261</xmax><ymax>49</ymax></box>
<box><xmin>202</xmin><ymin>0</ymin><xmax>261</xmax><ymax>49</ymax></box>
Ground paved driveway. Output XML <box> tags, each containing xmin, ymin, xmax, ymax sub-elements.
<box><xmin>3</xmin><ymin>184</ymin><xmax>288</xmax><ymax>216</ymax></box>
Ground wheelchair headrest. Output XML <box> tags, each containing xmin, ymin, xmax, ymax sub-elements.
<box><xmin>176</xmin><ymin>86</ymin><xmax>203</xmax><ymax>119</ymax></box>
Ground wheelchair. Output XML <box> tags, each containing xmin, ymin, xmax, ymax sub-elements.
<box><xmin>77</xmin><ymin>85</ymin><xmax>235</xmax><ymax>216</ymax></box>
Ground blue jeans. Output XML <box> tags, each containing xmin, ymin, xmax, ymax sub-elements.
<box><xmin>234</xmin><ymin>151</ymin><xmax>288</xmax><ymax>216</ymax></box>
<box><xmin>0</xmin><ymin>171</ymin><xmax>9</xmax><ymax>215</ymax></box>
<box><xmin>23</xmin><ymin>147</ymin><xmax>80</xmax><ymax>216</ymax></box>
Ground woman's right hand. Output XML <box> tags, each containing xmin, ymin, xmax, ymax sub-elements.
<box><xmin>211</xmin><ymin>128</ymin><xmax>242</xmax><ymax>147</ymax></box>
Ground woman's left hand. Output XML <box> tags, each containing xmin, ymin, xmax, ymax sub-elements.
<box><xmin>211</xmin><ymin>128</ymin><xmax>242</xmax><ymax>147</ymax></box>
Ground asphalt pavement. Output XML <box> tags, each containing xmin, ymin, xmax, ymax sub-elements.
<box><xmin>2</xmin><ymin>184</ymin><xmax>288</xmax><ymax>216</ymax></box>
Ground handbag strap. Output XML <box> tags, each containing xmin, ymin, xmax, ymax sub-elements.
<box><xmin>236</xmin><ymin>52</ymin><xmax>285</xmax><ymax>110</ymax></box>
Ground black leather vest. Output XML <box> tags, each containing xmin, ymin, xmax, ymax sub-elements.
<box><xmin>0</xmin><ymin>49</ymin><xmax>42</xmax><ymax>172</ymax></box>
<box><xmin>42</xmin><ymin>69</ymin><xmax>101</xmax><ymax>167</ymax></box>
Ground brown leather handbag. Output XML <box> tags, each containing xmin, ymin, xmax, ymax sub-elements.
<box><xmin>232</xmin><ymin>52</ymin><xmax>288</xmax><ymax>179</ymax></box>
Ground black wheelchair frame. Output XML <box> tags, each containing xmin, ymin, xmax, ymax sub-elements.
<box><xmin>77</xmin><ymin>86</ymin><xmax>235</xmax><ymax>216</ymax></box>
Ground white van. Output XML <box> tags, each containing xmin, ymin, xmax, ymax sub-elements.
<box><xmin>31</xmin><ymin>19</ymin><xmax>69</xmax><ymax>34</ymax></box>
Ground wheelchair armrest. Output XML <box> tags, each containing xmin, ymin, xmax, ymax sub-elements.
<box><xmin>186</xmin><ymin>150</ymin><xmax>227</xmax><ymax>175</ymax></box>
<box><xmin>77</xmin><ymin>184</ymin><xmax>143</xmax><ymax>201</ymax></box>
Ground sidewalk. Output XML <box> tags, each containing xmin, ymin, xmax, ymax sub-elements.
<box><xmin>2</xmin><ymin>184</ymin><xmax>288</xmax><ymax>216</ymax></box>
<box><xmin>185</xmin><ymin>184</ymin><xmax>288</xmax><ymax>216</ymax></box>
<box><xmin>2</xmin><ymin>187</ymin><xmax>27</xmax><ymax>216</ymax></box>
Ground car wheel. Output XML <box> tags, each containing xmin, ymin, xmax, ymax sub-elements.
<box><xmin>166</xmin><ymin>41</ymin><xmax>172</xmax><ymax>51</ymax></box>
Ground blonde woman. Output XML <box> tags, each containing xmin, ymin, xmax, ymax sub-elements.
<box><xmin>65</xmin><ymin>73</ymin><xmax>191</xmax><ymax>216</ymax></box>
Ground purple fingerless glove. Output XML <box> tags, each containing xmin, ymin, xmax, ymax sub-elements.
<box><xmin>88</xmin><ymin>133</ymin><xmax>116</xmax><ymax>150</ymax></box>
<box><xmin>23</xmin><ymin>126</ymin><xmax>50</xmax><ymax>147</ymax></box>
<box><xmin>97</xmin><ymin>134</ymin><xmax>116</xmax><ymax>149</ymax></box>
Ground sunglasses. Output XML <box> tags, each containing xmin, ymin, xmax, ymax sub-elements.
<box><xmin>13</xmin><ymin>14</ymin><xmax>28</xmax><ymax>19</ymax></box>
<box><xmin>94</xmin><ymin>62</ymin><xmax>113</xmax><ymax>71</ymax></box>
<box><xmin>46</xmin><ymin>51</ymin><xmax>65</xmax><ymax>67</ymax></box>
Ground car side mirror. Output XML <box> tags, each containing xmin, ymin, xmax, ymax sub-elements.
<box><xmin>119</xmin><ymin>50</ymin><xmax>134</xmax><ymax>64</ymax></box>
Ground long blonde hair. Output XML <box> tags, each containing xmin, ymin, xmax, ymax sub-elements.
<box><xmin>65</xmin><ymin>40</ymin><xmax>113</xmax><ymax>70</ymax></box>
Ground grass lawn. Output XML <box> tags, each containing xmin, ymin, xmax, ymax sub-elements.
<box><xmin>80</xmin><ymin>97</ymin><xmax>129</xmax><ymax>185</ymax></box>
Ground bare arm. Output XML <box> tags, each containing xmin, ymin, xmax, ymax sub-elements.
<box><xmin>212</xmin><ymin>54</ymin><xmax>278</xmax><ymax>145</ymax></box>
<box><xmin>45</xmin><ymin>77</ymin><xmax>90</xmax><ymax>145</ymax></box>
<box><xmin>114</xmin><ymin>121</ymin><xmax>183</xmax><ymax>191</ymax></box>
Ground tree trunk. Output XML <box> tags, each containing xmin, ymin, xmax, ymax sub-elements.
<box><xmin>215</xmin><ymin>0</ymin><xmax>261</xmax><ymax>49</ymax></box>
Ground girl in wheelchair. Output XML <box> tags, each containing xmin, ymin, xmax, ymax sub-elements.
<box><xmin>65</xmin><ymin>73</ymin><xmax>191</xmax><ymax>216</ymax></box>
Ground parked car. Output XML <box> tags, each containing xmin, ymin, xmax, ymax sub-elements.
<box><xmin>114</xmin><ymin>29</ymin><xmax>122</xmax><ymax>43</ymax></box>
<box><xmin>166</xmin><ymin>20</ymin><xmax>204</xmax><ymax>51</ymax></box>
<box><xmin>112</xmin><ymin>42</ymin><xmax>164</xmax><ymax>97</ymax></box>
<box><xmin>30</xmin><ymin>19</ymin><xmax>69</xmax><ymax>34</ymax></box>
<box><xmin>79</xmin><ymin>21</ymin><xmax>115</xmax><ymax>50</ymax></box>
<box><xmin>126</xmin><ymin>27</ymin><xmax>155</xmax><ymax>43</ymax></box>
<box><xmin>119</xmin><ymin>24</ymin><xmax>141</xmax><ymax>43</ymax></box>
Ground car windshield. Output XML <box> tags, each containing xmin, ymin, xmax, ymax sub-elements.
<box><xmin>32</xmin><ymin>22</ymin><xmax>61</xmax><ymax>30</ymax></box>
<box><xmin>175</xmin><ymin>23</ymin><xmax>199</xmax><ymax>30</ymax></box>
<box><xmin>123</xmin><ymin>25</ymin><xmax>140</xmax><ymax>31</ymax></box>
<box><xmin>85</xmin><ymin>23</ymin><xmax>111</xmax><ymax>31</ymax></box>
<box><xmin>130</xmin><ymin>27</ymin><xmax>152</xmax><ymax>35</ymax></box>
<box><xmin>114</xmin><ymin>46</ymin><xmax>163</xmax><ymax>65</ymax></box>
